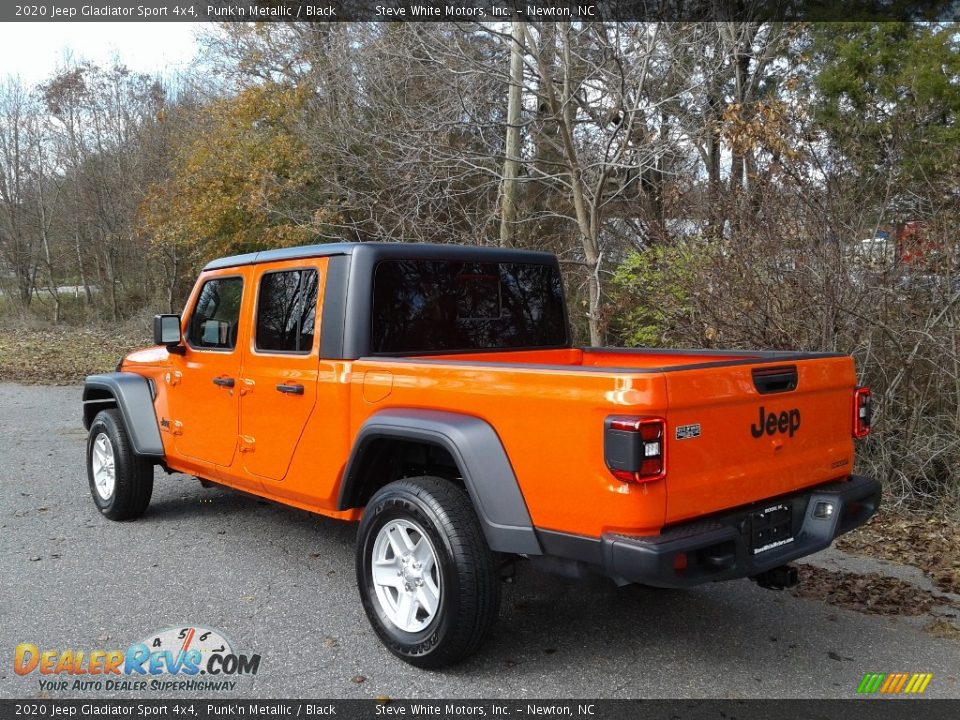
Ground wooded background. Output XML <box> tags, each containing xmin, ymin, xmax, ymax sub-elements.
<box><xmin>0</xmin><ymin>22</ymin><xmax>957</xmax><ymax>509</ymax></box>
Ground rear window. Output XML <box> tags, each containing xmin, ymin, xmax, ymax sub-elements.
<box><xmin>256</xmin><ymin>269</ymin><xmax>319</xmax><ymax>353</ymax></box>
<box><xmin>370</xmin><ymin>260</ymin><xmax>568</xmax><ymax>354</ymax></box>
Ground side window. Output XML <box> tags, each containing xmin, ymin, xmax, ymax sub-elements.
<box><xmin>186</xmin><ymin>277</ymin><xmax>244</xmax><ymax>351</ymax></box>
<box><xmin>256</xmin><ymin>269</ymin><xmax>319</xmax><ymax>353</ymax></box>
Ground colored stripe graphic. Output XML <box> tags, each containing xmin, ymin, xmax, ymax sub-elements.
<box><xmin>856</xmin><ymin>673</ymin><xmax>885</xmax><ymax>694</ymax></box>
<box><xmin>857</xmin><ymin>673</ymin><xmax>932</xmax><ymax>695</ymax></box>
<box><xmin>880</xmin><ymin>674</ymin><xmax>897</xmax><ymax>693</ymax></box>
<box><xmin>856</xmin><ymin>674</ymin><xmax>877</xmax><ymax>693</ymax></box>
<box><xmin>893</xmin><ymin>673</ymin><xmax>909</xmax><ymax>693</ymax></box>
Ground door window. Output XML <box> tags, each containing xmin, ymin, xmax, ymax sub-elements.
<box><xmin>255</xmin><ymin>269</ymin><xmax>319</xmax><ymax>353</ymax></box>
<box><xmin>186</xmin><ymin>276</ymin><xmax>244</xmax><ymax>351</ymax></box>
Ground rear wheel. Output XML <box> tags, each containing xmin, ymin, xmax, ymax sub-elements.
<box><xmin>86</xmin><ymin>409</ymin><xmax>154</xmax><ymax>521</ymax></box>
<box><xmin>356</xmin><ymin>476</ymin><xmax>500</xmax><ymax>668</ymax></box>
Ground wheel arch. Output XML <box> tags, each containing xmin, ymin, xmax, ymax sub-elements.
<box><xmin>83</xmin><ymin>373</ymin><xmax>164</xmax><ymax>459</ymax></box>
<box><xmin>339</xmin><ymin>409</ymin><xmax>541</xmax><ymax>556</ymax></box>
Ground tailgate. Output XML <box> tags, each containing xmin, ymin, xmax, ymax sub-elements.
<box><xmin>663</xmin><ymin>357</ymin><xmax>857</xmax><ymax>524</ymax></box>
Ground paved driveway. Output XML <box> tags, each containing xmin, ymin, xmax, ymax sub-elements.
<box><xmin>1</xmin><ymin>384</ymin><xmax>957</xmax><ymax>699</ymax></box>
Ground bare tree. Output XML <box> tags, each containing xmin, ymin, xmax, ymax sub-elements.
<box><xmin>25</xmin><ymin>104</ymin><xmax>64</xmax><ymax>321</ymax></box>
<box><xmin>42</xmin><ymin>61</ymin><xmax>166</xmax><ymax>320</ymax></box>
<box><xmin>0</xmin><ymin>77</ymin><xmax>40</xmax><ymax>308</ymax></box>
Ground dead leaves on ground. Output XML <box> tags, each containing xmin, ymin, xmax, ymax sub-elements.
<box><xmin>925</xmin><ymin>618</ymin><xmax>960</xmax><ymax>640</ymax></box>
<box><xmin>837</xmin><ymin>508</ymin><xmax>960</xmax><ymax>595</ymax></box>
<box><xmin>793</xmin><ymin>511</ymin><xmax>960</xmax><ymax>637</ymax></box>
<box><xmin>0</xmin><ymin>326</ymin><xmax>144</xmax><ymax>385</ymax></box>
<box><xmin>792</xmin><ymin>564</ymin><xmax>946</xmax><ymax>616</ymax></box>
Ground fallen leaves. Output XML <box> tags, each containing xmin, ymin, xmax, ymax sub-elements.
<box><xmin>792</xmin><ymin>564</ymin><xmax>948</xmax><ymax>616</ymax></box>
<box><xmin>837</xmin><ymin>508</ymin><xmax>960</xmax><ymax>595</ymax></box>
<box><xmin>925</xmin><ymin>618</ymin><xmax>960</xmax><ymax>640</ymax></box>
<box><xmin>0</xmin><ymin>326</ymin><xmax>145</xmax><ymax>385</ymax></box>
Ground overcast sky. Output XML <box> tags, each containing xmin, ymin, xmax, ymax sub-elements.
<box><xmin>0</xmin><ymin>23</ymin><xmax>201</xmax><ymax>85</ymax></box>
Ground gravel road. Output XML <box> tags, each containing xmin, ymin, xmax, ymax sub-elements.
<box><xmin>1</xmin><ymin>383</ymin><xmax>958</xmax><ymax>700</ymax></box>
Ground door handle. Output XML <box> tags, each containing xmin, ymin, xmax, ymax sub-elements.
<box><xmin>276</xmin><ymin>383</ymin><xmax>304</xmax><ymax>395</ymax></box>
<box><xmin>212</xmin><ymin>376</ymin><xmax>235</xmax><ymax>388</ymax></box>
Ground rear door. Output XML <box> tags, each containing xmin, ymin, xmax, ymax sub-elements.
<box><xmin>238</xmin><ymin>258</ymin><xmax>325</xmax><ymax>481</ymax></box>
<box><xmin>663</xmin><ymin>357</ymin><xmax>857</xmax><ymax>524</ymax></box>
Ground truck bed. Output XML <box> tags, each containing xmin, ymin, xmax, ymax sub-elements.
<box><xmin>354</xmin><ymin>346</ymin><xmax>857</xmax><ymax>536</ymax></box>
<box><xmin>408</xmin><ymin>346</ymin><xmax>841</xmax><ymax>371</ymax></box>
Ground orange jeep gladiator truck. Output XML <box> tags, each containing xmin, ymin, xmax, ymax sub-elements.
<box><xmin>82</xmin><ymin>242</ymin><xmax>879</xmax><ymax>667</ymax></box>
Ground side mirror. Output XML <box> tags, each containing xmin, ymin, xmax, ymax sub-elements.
<box><xmin>153</xmin><ymin>314</ymin><xmax>183</xmax><ymax>350</ymax></box>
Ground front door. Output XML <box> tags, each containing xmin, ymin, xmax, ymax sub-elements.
<box><xmin>168</xmin><ymin>270</ymin><xmax>248</xmax><ymax>468</ymax></box>
<box><xmin>238</xmin><ymin>259</ymin><xmax>325</xmax><ymax>481</ymax></box>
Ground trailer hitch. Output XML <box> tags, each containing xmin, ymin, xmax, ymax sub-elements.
<box><xmin>750</xmin><ymin>564</ymin><xmax>799</xmax><ymax>590</ymax></box>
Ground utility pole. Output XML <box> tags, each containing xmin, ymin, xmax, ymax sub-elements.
<box><xmin>499</xmin><ymin>18</ymin><xmax>525</xmax><ymax>247</ymax></box>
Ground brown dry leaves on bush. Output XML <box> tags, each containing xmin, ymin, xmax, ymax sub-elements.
<box><xmin>0</xmin><ymin>327</ymin><xmax>145</xmax><ymax>385</ymax></box>
<box><xmin>837</xmin><ymin>509</ymin><xmax>960</xmax><ymax>595</ymax></box>
<box><xmin>792</xmin><ymin>565</ymin><xmax>945</xmax><ymax>616</ymax></box>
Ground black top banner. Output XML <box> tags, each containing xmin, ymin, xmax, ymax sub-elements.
<box><xmin>0</xmin><ymin>700</ymin><xmax>959</xmax><ymax>720</ymax></box>
<box><xmin>4</xmin><ymin>0</ymin><xmax>960</xmax><ymax>22</ymax></box>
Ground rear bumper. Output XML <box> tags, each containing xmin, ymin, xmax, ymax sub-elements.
<box><xmin>600</xmin><ymin>474</ymin><xmax>881</xmax><ymax>588</ymax></box>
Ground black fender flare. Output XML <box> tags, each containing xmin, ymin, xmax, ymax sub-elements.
<box><xmin>82</xmin><ymin>373</ymin><xmax>164</xmax><ymax>459</ymax></box>
<box><xmin>339</xmin><ymin>408</ymin><xmax>542</xmax><ymax>556</ymax></box>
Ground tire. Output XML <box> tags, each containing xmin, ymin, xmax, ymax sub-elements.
<box><xmin>86</xmin><ymin>408</ymin><xmax>154</xmax><ymax>521</ymax></box>
<box><xmin>356</xmin><ymin>476</ymin><xmax>500</xmax><ymax>668</ymax></box>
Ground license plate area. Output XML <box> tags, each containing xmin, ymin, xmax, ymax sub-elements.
<box><xmin>750</xmin><ymin>502</ymin><xmax>794</xmax><ymax>555</ymax></box>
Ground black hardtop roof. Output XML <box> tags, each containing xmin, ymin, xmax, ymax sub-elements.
<box><xmin>202</xmin><ymin>241</ymin><xmax>559</xmax><ymax>272</ymax></box>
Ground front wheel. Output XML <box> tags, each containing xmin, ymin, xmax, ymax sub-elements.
<box><xmin>86</xmin><ymin>409</ymin><xmax>154</xmax><ymax>521</ymax></box>
<box><xmin>356</xmin><ymin>476</ymin><xmax>500</xmax><ymax>668</ymax></box>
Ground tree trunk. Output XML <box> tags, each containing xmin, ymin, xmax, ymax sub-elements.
<box><xmin>499</xmin><ymin>19</ymin><xmax>525</xmax><ymax>247</ymax></box>
<box><xmin>166</xmin><ymin>246</ymin><xmax>179</xmax><ymax>314</ymax></box>
<box><xmin>38</xmin><ymin>210</ymin><xmax>60</xmax><ymax>323</ymax></box>
<box><xmin>75</xmin><ymin>231</ymin><xmax>92</xmax><ymax>306</ymax></box>
<box><xmin>106</xmin><ymin>244</ymin><xmax>119</xmax><ymax>322</ymax></box>
<box><xmin>35</xmin><ymin>156</ymin><xmax>61</xmax><ymax>323</ymax></box>
<box><xmin>523</xmin><ymin>23</ymin><xmax>606</xmax><ymax>346</ymax></box>
<box><xmin>584</xmin><ymin>243</ymin><xmax>603</xmax><ymax>347</ymax></box>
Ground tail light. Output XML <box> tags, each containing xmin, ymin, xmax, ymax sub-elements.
<box><xmin>853</xmin><ymin>387</ymin><xmax>871</xmax><ymax>439</ymax></box>
<box><xmin>604</xmin><ymin>416</ymin><xmax>666</xmax><ymax>483</ymax></box>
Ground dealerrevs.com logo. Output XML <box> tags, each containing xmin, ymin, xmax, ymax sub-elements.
<box><xmin>14</xmin><ymin>625</ymin><xmax>260</xmax><ymax>693</ymax></box>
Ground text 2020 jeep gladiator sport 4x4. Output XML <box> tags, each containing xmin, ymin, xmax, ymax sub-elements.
<box><xmin>82</xmin><ymin>242</ymin><xmax>880</xmax><ymax>667</ymax></box>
